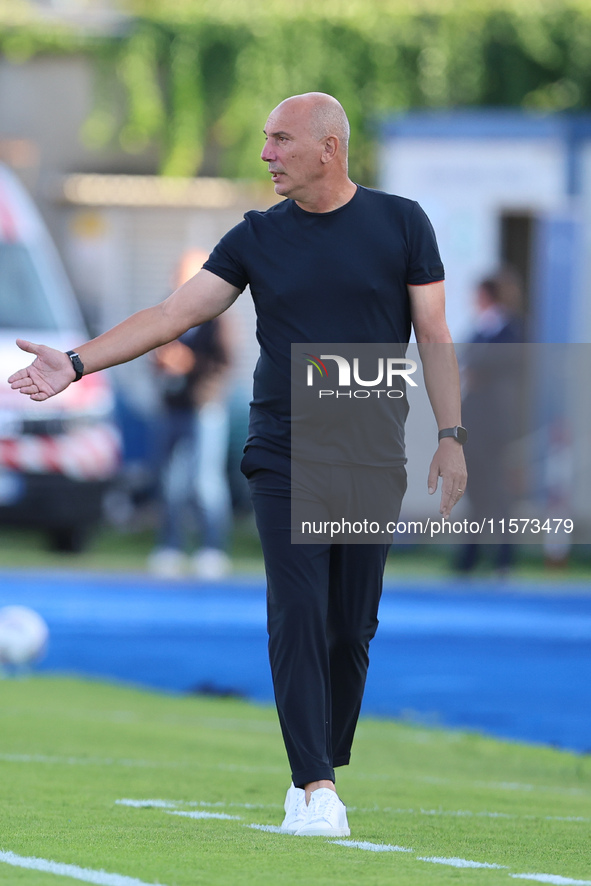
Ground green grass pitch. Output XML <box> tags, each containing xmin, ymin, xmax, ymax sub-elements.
<box><xmin>0</xmin><ymin>676</ymin><xmax>590</xmax><ymax>886</ymax></box>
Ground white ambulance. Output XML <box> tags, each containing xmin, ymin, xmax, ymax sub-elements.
<box><xmin>0</xmin><ymin>164</ymin><xmax>120</xmax><ymax>551</ymax></box>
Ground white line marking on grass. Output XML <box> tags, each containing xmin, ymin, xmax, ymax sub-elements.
<box><xmin>115</xmin><ymin>798</ymin><xmax>281</xmax><ymax>812</ymax></box>
<box><xmin>0</xmin><ymin>753</ymin><xmax>177</xmax><ymax>769</ymax></box>
<box><xmin>480</xmin><ymin>782</ymin><xmax>537</xmax><ymax>791</ymax></box>
<box><xmin>352</xmin><ymin>772</ymin><xmax>586</xmax><ymax>797</ymax></box>
<box><xmin>166</xmin><ymin>810</ymin><xmax>241</xmax><ymax>821</ymax></box>
<box><xmin>246</xmin><ymin>824</ymin><xmax>286</xmax><ymax>833</ymax></box>
<box><xmin>351</xmin><ymin>805</ymin><xmax>590</xmax><ymax>824</ymax></box>
<box><xmin>116</xmin><ymin>800</ymin><xmax>179</xmax><ymax>809</ymax></box>
<box><xmin>475</xmin><ymin>781</ymin><xmax>586</xmax><ymax>797</ymax></box>
<box><xmin>418</xmin><ymin>808</ymin><xmax>513</xmax><ymax>819</ymax></box>
<box><xmin>511</xmin><ymin>875</ymin><xmax>591</xmax><ymax>885</ymax></box>
<box><xmin>113</xmin><ymin>794</ymin><xmax>591</xmax><ymax>886</ymax></box>
<box><xmin>0</xmin><ymin>754</ymin><xmax>283</xmax><ymax>775</ymax></box>
<box><xmin>330</xmin><ymin>841</ymin><xmax>413</xmax><ymax>853</ymax></box>
<box><xmin>411</xmin><ymin>808</ymin><xmax>588</xmax><ymax>824</ymax></box>
<box><xmin>0</xmin><ymin>754</ymin><xmax>109</xmax><ymax>766</ymax></box>
<box><xmin>417</xmin><ymin>856</ymin><xmax>508</xmax><ymax>869</ymax></box>
<box><xmin>204</xmin><ymin>801</ymin><xmax>281</xmax><ymax>810</ymax></box>
<box><xmin>0</xmin><ymin>850</ymin><xmax>165</xmax><ymax>886</ymax></box>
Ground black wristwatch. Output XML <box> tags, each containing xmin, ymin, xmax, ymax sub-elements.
<box><xmin>438</xmin><ymin>425</ymin><xmax>468</xmax><ymax>445</ymax></box>
<box><xmin>65</xmin><ymin>350</ymin><xmax>84</xmax><ymax>382</ymax></box>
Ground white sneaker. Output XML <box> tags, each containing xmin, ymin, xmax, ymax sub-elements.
<box><xmin>147</xmin><ymin>548</ymin><xmax>187</xmax><ymax>578</ymax></box>
<box><xmin>280</xmin><ymin>783</ymin><xmax>306</xmax><ymax>834</ymax></box>
<box><xmin>295</xmin><ymin>788</ymin><xmax>350</xmax><ymax>837</ymax></box>
<box><xmin>191</xmin><ymin>548</ymin><xmax>231</xmax><ymax>580</ymax></box>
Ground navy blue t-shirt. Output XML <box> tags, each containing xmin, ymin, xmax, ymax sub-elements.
<box><xmin>203</xmin><ymin>184</ymin><xmax>444</xmax><ymax>461</ymax></box>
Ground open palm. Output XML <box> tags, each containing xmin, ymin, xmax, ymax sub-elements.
<box><xmin>8</xmin><ymin>339</ymin><xmax>75</xmax><ymax>402</ymax></box>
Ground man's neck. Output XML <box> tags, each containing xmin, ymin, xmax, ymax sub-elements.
<box><xmin>294</xmin><ymin>179</ymin><xmax>357</xmax><ymax>214</ymax></box>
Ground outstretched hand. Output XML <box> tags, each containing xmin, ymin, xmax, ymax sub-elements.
<box><xmin>427</xmin><ymin>439</ymin><xmax>468</xmax><ymax>519</ymax></box>
<box><xmin>7</xmin><ymin>339</ymin><xmax>75</xmax><ymax>401</ymax></box>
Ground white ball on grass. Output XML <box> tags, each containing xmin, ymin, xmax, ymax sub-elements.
<box><xmin>0</xmin><ymin>606</ymin><xmax>49</xmax><ymax>668</ymax></box>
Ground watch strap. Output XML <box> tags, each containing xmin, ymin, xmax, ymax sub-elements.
<box><xmin>438</xmin><ymin>425</ymin><xmax>467</xmax><ymax>444</ymax></box>
<box><xmin>65</xmin><ymin>350</ymin><xmax>84</xmax><ymax>382</ymax></box>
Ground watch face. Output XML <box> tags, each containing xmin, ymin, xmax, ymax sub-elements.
<box><xmin>456</xmin><ymin>426</ymin><xmax>468</xmax><ymax>444</ymax></box>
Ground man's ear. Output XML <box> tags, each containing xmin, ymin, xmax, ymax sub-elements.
<box><xmin>321</xmin><ymin>136</ymin><xmax>338</xmax><ymax>164</ymax></box>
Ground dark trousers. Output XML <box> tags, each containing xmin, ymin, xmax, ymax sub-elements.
<box><xmin>242</xmin><ymin>447</ymin><xmax>406</xmax><ymax>788</ymax></box>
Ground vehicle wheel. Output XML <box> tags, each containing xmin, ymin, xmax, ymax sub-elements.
<box><xmin>48</xmin><ymin>526</ymin><xmax>91</xmax><ymax>553</ymax></box>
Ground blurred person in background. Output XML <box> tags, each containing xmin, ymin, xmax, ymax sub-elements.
<box><xmin>455</xmin><ymin>272</ymin><xmax>524</xmax><ymax>576</ymax></box>
<box><xmin>148</xmin><ymin>248</ymin><xmax>233</xmax><ymax>579</ymax></box>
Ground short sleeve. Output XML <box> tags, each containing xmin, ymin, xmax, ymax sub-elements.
<box><xmin>203</xmin><ymin>220</ymin><xmax>250</xmax><ymax>292</ymax></box>
<box><xmin>406</xmin><ymin>202</ymin><xmax>445</xmax><ymax>285</ymax></box>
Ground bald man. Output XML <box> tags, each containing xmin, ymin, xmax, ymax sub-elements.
<box><xmin>9</xmin><ymin>92</ymin><xmax>466</xmax><ymax>838</ymax></box>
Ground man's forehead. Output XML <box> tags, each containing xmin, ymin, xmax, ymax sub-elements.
<box><xmin>264</xmin><ymin>101</ymin><xmax>311</xmax><ymax>135</ymax></box>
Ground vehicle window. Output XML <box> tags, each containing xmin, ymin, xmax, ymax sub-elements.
<box><xmin>0</xmin><ymin>242</ymin><xmax>59</xmax><ymax>330</ymax></box>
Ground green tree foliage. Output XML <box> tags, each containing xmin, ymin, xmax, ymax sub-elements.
<box><xmin>2</xmin><ymin>1</ymin><xmax>591</xmax><ymax>181</ymax></box>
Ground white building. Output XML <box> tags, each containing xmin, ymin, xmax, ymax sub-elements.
<box><xmin>379</xmin><ymin>110</ymin><xmax>591</xmax><ymax>344</ymax></box>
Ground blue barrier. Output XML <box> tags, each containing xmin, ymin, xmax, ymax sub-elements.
<box><xmin>1</xmin><ymin>571</ymin><xmax>590</xmax><ymax>752</ymax></box>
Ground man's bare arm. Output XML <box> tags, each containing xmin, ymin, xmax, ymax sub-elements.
<box><xmin>8</xmin><ymin>270</ymin><xmax>240</xmax><ymax>401</ymax></box>
<box><xmin>408</xmin><ymin>281</ymin><xmax>467</xmax><ymax>518</ymax></box>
